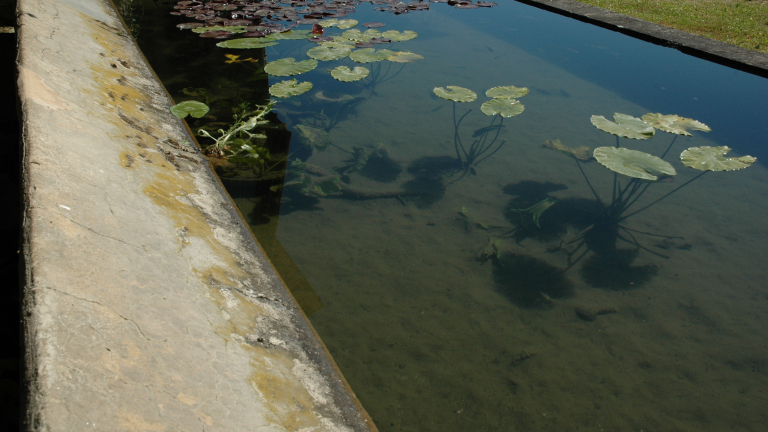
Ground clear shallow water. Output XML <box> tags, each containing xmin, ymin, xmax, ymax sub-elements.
<box><xmin>132</xmin><ymin>1</ymin><xmax>768</xmax><ymax>430</ymax></box>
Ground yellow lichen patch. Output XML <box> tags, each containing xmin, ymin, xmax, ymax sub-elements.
<box><xmin>120</xmin><ymin>151</ymin><xmax>136</xmax><ymax>168</ymax></box>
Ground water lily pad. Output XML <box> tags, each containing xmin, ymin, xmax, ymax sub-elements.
<box><xmin>680</xmin><ymin>146</ymin><xmax>756</xmax><ymax>171</ymax></box>
<box><xmin>434</xmin><ymin>86</ymin><xmax>477</xmax><ymax>102</ymax></box>
<box><xmin>349</xmin><ymin>48</ymin><xmax>393</xmax><ymax>63</ymax></box>
<box><xmin>192</xmin><ymin>25</ymin><xmax>248</xmax><ymax>34</ymax></box>
<box><xmin>481</xmin><ymin>98</ymin><xmax>524</xmax><ymax>117</ymax></box>
<box><xmin>269</xmin><ymin>79</ymin><xmax>313</xmax><ymax>98</ymax></box>
<box><xmin>317</xmin><ymin>18</ymin><xmax>340</xmax><ymax>28</ymax></box>
<box><xmin>336</xmin><ymin>19</ymin><xmax>359</xmax><ymax>29</ymax></box>
<box><xmin>170</xmin><ymin>100</ymin><xmax>209</xmax><ymax>119</ymax></box>
<box><xmin>382</xmin><ymin>30</ymin><xmax>417</xmax><ymax>41</ymax></box>
<box><xmin>486</xmin><ymin>85</ymin><xmax>529</xmax><ymax>99</ymax></box>
<box><xmin>363</xmin><ymin>29</ymin><xmax>383</xmax><ymax>39</ymax></box>
<box><xmin>542</xmin><ymin>139</ymin><xmax>591</xmax><ymax>161</ymax></box>
<box><xmin>342</xmin><ymin>29</ymin><xmax>368</xmax><ymax>42</ymax></box>
<box><xmin>387</xmin><ymin>51</ymin><xmax>423</xmax><ymax>63</ymax></box>
<box><xmin>330</xmin><ymin>66</ymin><xmax>370</xmax><ymax>82</ymax></box>
<box><xmin>591</xmin><ymin>113</ymin><xmax>655</xmax><ymax>139</ymax></box>
<box><xmin>593</xmin><ymin>147</ymin><xmax>676</xmax><ymax>180</ymax></box>
<box><xmin>307</xmin><ymin>43</ymin><xmax>352</xmax><ymax>61</ymax></box>
<box><xmin>641</xmin><ymin>113</ymin><xmax>711</xmax><ymax>136</ymax></box>
<box><xmin>264</xmin><ymin>58</ymin><xmax>318</xmax><ymax>76</ymax></box>
<box><xmin>271</xmin><ymin>30</ymin><xmax>312</xmax><ymax>40</ymax></box>
<box><xmin>216</xmin><ymin>38</ymin><xmax>278</xmax><ymax>49</ymax></box>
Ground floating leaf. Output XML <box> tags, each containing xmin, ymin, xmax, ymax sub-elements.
<box><xmin>264</xmin><ymin>58</ymin><xmax>318</xmax><ymax>76</ymax></box>
<box><xmin>486</xmin><ymin>85</ymin><xmax>529</xmax><ymax>99</ymax></box>
<box><xmin>342</xmin><ymin>29</ymin><xmax>368</xmax><ymax>42</ymax></box>
<box><xmin>317</xmin><ymin>18</ymin><xmax>340</xmax><ymax>28</ymax></box>
<box><xmin>593</xmin><ymin>147</ymin><xmax>676</xmax><ymax>180</ymax></box>
<box><xmin>433</xmin><ymin>86</ymin><xmax>477</xmax><ymax>103</ymax></box>
<box><xmin>680</xmin><ymin>146</ymin><xmax>756</xmax><ymax>171</ymax></box>
<box><xmin>336</xmin><ymin>19</ymin><xmax>359</xmax><ymax>29</ymax></box>
<box><xmin>382</xmin><ymin>30</ymin><xmax>418</xmax><ymax>41</ymax></box>
<box><xmin>216</xmin><ymin>38</ymin><xmax>278</xmax><ymax>49</ymax></box>
<box><xmin>481</xmin><ymin>98</ymin><xmax>524</xmax><ymax>117</ymax></box>
<box><xmin>192</xmin><ymin>25</ymin><xmax>248</xmax><ymax>34</ymax></box>
<box><xmin>269</xmin><ymin>79</ymin><xmax>313</xmax><ymax>98</ymax></box>
<box><xmin>307</xmin><ymin>43</ymin><xmax>352</xmax><ymax>61</ymax></box>
<box><xmin>363</xmin><ymin>29</ymin><xmax>383</xmax><ymax>39</ymax></box>
<box><xmin>591</xmin><ymin>113</ymin><xmax>655</xmax><ymax>139</ymax></box>
<box><xmin>387</xmin><ymin>51</ymin><xmax>423</xmax><ymax>63</ymax></box>
<box><xmin>330</xmin><ymin>66</ymin><xmax>370</xmax><ymax>82</ymax></box>
<box><xmin>170</xmin><ymin>100</ymin><xmax>209</xmax><ymax>119</ymax></box>
<box><xmin>271</xmin><ymin>30</ymin><xmax>312</xmax><ymax>40</ymax></box>
<box><xmin>641</xmin><ymin>113</ymin><xmax>711</xmax><ymax>136</ymax></box>
<box><xmin>542</xmin><ymin>139</ymin><xmax>591</xmax><ymax>161</ymax></box>
<box><xmin>349</xmin><ymin>48</ymin><xmax>393</xmax><ymax>63</ymax></box>
<box><xmin>331</xmin><ymin>36</ymin><xmax>357</xmax><ymax>45</ymax></box>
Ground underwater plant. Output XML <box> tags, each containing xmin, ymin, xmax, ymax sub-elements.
<box><xmin>433</xmin><ymin>85</ymin><xmax>527</xmax><ymax>181</ymax></box>
<box><xmin>545</xmin><ymin>113</ymin><xmax>755</xmax><ymax>271</ymax></box>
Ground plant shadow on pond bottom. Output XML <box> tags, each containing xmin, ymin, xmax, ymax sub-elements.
<box><xmin>491</xmin><ymin>251</ymin><xmax>574</xmax><ymax>308</ymax></box>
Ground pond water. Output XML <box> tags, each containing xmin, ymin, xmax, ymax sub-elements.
<box><xmin>130</xmin><ymin>1</ymin><xmax>768</xmax><ymax>430</ymax></box>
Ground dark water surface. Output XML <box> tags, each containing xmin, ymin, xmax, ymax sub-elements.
<box><xmin>131</xmin><ymin>1</ymin><xmax>768</xmax><ymax>430</ymax></box>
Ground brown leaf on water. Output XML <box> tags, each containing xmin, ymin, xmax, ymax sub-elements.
<box><xmin>542</xmin><ymin>139</ymin><xmax>592</xmax><ymax>161</ymax></box>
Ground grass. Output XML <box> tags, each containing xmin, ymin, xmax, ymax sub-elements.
<box><xmin>576</xmin><ymin>0</ymin><xmax>768</xmax><ymax>54</ymax></box>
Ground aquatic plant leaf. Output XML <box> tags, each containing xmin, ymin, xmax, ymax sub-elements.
<box><xmin>192</xmin><ymin>25</ymin><xmax>248</xmax><ymax>34</ymax></box>
<box><xmin>170</xmin><ymin>100</ymin><xmax>209</xmax><ymax>119</ymax></box>
<box><xmin>331</xmin><ymin>36</ymin><xmax>357</xmax><ymax>46</ymax></box>
<box><xmin>317</xmin><ymin>18</ymin><xmax>340</xmax><ymax>28</ymax></box>
<box><xmin>387</xmin><ymin>51</ymin><xmax>423</xmax><ymax>63</ymax></box>
<box><xmin>330</xmin><ymin>66</ymin><xmax>370</xmax><ymax>82</ymax></box>
<box><xmin>542</xmin><ymin>139</ymin><xmax>591</xmax><ymax>161</ymax></box>
<box><xmin>307</xmin><ymin>43</ymin><xmax>352</xmax><ymax>61</ymax></box>
<box><xmin>363</xmin><ymin>29</ymin><xmax>383</xmax><ymax>39</ymax></box>
<box><xmin>349</xmin><ymin>48</ymin><xmax>393</xmax><ymax>63</ymax></box>
<box><xmin>314</xmin><ymin>91</ymin><xmax>356</xmax><ymax>102</ymax></box>
<box><xmin>511</xmin><ymin>197</ymin><xmax>558</xmax><ymax>228</ymax></box>
<box><xmin>593</xmin><ymin>147</ymin><xmax>676</xmax><ymax>180</ymax></box>
<box><xmin>481</xmin><ymin>98</ymin><xmax>524</xmax><ymax>117</ymax></box>
<box><xmin>342</xmin><ymin>29</ymin><xmax>368</xmax><ymax>42</ymax></box>
<box><xmin>486</xmin><ymin>85</ymin><xmax>529</xmax><ymax>99</ymax></box>
<box><xmin>216</xmin><ymin>38</ymin><xmax>278</xmax><ymax>49</ymax></box>
<box><xmin>382</xmin><ymin>30</ymin><xmax>418</xmax><ymax>41</ymax></box>
<box><xmin>264</xmin><ymin>58</ymin><xmax>318</xmax><ymax>76</ymax></box>
<box><xmin>591</xmin><ymin>113</ymin><xmax>655</xmax><ymax>139</ymax></box>
<box><xmin>433</xmin><ymin>86</ymin><xmax>477</xmax><ymax>103</ymax></box>
<box><xmin>269</xmin><ymin>79</ymin><xmax>313</xmax><ymax>98</ymax></box>
<box><xmin>459</xmin><ymin>206</ymin><xmax>490</xmax><ymax>230</ymax></box>
<box><xmin>336</xmin><ymin>19</ymin><xmax>359</xmax><ymax>29</ymax></box>
<box><xmin>295</xmin><ymin>124</ymin><xmax>330</xmax><ymax>151</ymax></box>
<box><xmin>680</xmin><ymin>146</ymin><xmax>756</xmax><ymax>171</ymax></box>
<box><xmin>477</xmin><ymin>235</ymin><xmax>503</xmax><ymax>263</ymax></box>
<box><xmin>641</xmin><ymin>113</ymin><xmax>711</xmax><ymax>136</ymax></box>
<box><xmin>271</xmin><ymin>30</ymin><xmax>312</xmax><ymax>40</ymax></box>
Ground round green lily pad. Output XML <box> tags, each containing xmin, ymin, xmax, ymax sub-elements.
<box><xmin>363</xmin><ymin>29</ymin><xmax>382</xmax><ymax>39</ymax></box>
<box><xmin>591</xmin><ymin>113</ymin><xmax>655</xmax><ymax>139</ymax></box>
<box><xmin>486</xmin><ymin>85</ymin><xmax>529</xmax><ymax>99</ymax></box>
<box><xmin>433</xmin><ymin>86</ymin><xmax>477</xmax><ymax>103</ymax></box>
<box><xmin>264</xmin><ymin>58</ymin><xmax>318</xmax><ymax>76</ymax></box>
<box><xmin>349</xmin><ymin>48</ymin><xmax>393</xmax><ymax>63</ymax></box>
<box><xmin>342</xmin><ymin>29</ymin><xmax>367</xmax><ymax>42</ymax></box>
<box><xmin>216</xmin><ymin>38</ymin><xmax>278</xmax><ymax>49</ymax></box>
<box><xmin>170</xmin><ymin>100</ymin><xmax>209</xmax><ymax>119</ymax></box>
<box><xmin>481</xmin><ymin>98</ymin><xmax>524</xmax><ymax>117</ymax></box>
<box><xmin>382</xmin><ymin>30</ymin><xmax>418</xmax><ymax>42</ymax></box>
<box><xmin>387</xmin><ymin>51</ymin><xmax>423</xmax><ymax>63</ymax></box>
<box><xmin>641</xmin><ymin>113</ymin><xmax>711</xmax><ymax>136</ymax></box>
<box><xmin>269</xmin><ymin>79</ymin><xmax>313</xmax><ymax>98</ymax></box>
<box><xmin>680</xmin><ymin>146</ymin><xmax>756</xmax><ymax>171</ymax></box>
<box><xmin>192</xmin><ymin>25</ymin><xmax>248</xmax><ymax>34</ymax></box>
<box><xmin>307</xmin><ymin>43</ymin><xmax>352</xmax><ymax>61</ymax></box>
<box><xmin>271</xmin><ymin>30</ymin><xmax>312</xmax><ymax>40</ymax></box>
<box><xmin>318</xmin><ymin>18</ymin><xmax>340</xmax><ymax>28</ymax></box>
<box><xmin>336</xmin><ymin>19</ymin><xmax>359</xmax><ymax>29</ymax></box>
<box><xmin>593</xmin><ymin>147</ymin><xmax>676</xmax><ymax>180</ymax></box>
<box><xmin>330</xmin><ymin>66</ymin><xmax>370</xmax><ymax>82</ymax></box>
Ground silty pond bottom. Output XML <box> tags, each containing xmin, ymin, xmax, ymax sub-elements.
<box><xmin>128</xmin><ymin>0</ymin><xmax>768</xmax><ymax>430</ymax></box>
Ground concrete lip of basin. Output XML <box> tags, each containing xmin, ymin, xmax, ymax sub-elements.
<box><xmin>18</xmin><ymin>0</ymin><xmax>376</xmax><ymax>430</ymax></box>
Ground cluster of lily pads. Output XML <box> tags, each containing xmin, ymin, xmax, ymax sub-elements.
<box><xmin>170</xmin><ymin>0</ymin><xmax>495</xmax><ymax>40</ymax></box>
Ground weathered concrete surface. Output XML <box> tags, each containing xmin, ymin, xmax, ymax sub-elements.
<box><xmin>17</xmin><ymin>0</ymin><xmax>376</xmax><ymax>430</ymax></box>
<box><xmin>517</xmin><ymin>0</ymin><xmax>768</xmax><ymax>78</ymax></box>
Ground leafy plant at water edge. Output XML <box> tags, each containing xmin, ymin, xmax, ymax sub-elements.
<box><xmin>197</xmin><ymin>101</ymin><xmax>276</xmax><ymax>168</ymax></box>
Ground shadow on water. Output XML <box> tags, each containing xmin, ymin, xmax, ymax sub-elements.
<box><xmin>580</xmin><ymin>249</ymin><xmax>658</xmax><ymax>290</ymax></box>
<box><xmin>492</xmin><ymin>252</ymin><xmax>573</xmax><ymax>308</ymax></box>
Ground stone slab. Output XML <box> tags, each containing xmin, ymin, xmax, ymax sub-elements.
<box><xmin>17</xmin><ymin>0</ymin><xmax>376</xmax><ymax>430</ymax></box>
<box><xmin>517</xmin><ymin>0</ymin><xmax>768</xmax><ymax>78</ymax></box>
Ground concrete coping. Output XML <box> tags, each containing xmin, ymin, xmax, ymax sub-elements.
<box><xmin>516</xmin><ymin>0</ymin><xmax>768</xmax><ymax>79</ymax></box>
<box><xmin>18</xmin><ymin>0</ymin><xmax>376</xmax><ymax>430</ymax></box>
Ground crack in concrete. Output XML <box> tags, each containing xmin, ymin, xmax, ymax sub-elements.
<box><xmin>60</xmin><ymin>214</ymin><xmax>142</xmax><ymax>250</ymax></box>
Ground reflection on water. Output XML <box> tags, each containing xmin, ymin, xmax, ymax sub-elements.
<box><xmin>133</xmin><ymin>1</ymin><xmax>768</xmax><ymax>430</ymax></box>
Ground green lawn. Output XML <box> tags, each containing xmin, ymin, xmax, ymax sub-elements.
<box><xmin>576</xmin><ymin>0</ymin><xmax>768</xmax><ymax>54</ymax></box>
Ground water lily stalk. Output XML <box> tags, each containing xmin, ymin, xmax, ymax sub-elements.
<box><xmin>619</xmin><ymin>171</ymin><xmax>707</xmax><ymax>221</ymax></box>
